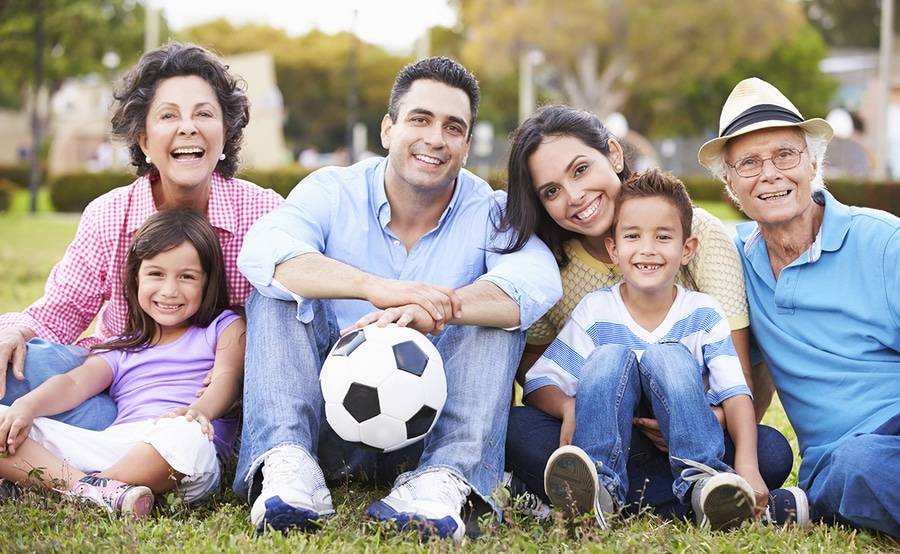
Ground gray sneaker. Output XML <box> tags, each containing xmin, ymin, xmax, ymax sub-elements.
<box><xmin>500</xmin><ymin>471</ymin><xmax>551</xmax><ymax>520</ymax></box>
<box><xmin>681</xmin><ymin>458</ymin><xmax>755</xmax><ymax>531</ymax></box>
<box><xmin>0</xmin><ymin>478</ymin><xmax>22</xmax><ymax>501</ymax></box>
<box><xmin>544</xmin><ymin>445</ymin><xmax>617</xmax><ymax>528</ymax></box>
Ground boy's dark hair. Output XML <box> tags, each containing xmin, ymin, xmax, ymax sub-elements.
<box><xmin>612</xmin><ymin>168</ymin><xmax>694</xmax><ymax>241</ymax></box>
<box><xmin>110</xmin><ymin>41</ymin><xmax>250</xmax><ymax>179</ymax></box>
<box><xmin>93</xmin><ymin>209</ymin><xmax>235</xmax><ymax>353</ymax></box>
<box><xmin>387</xmin><ymin>56</ymin><xmax>480</xmax><ymax>138</ymax></box>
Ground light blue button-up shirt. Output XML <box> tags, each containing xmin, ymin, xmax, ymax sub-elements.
<box><xmin>736</xmin><ymin>189</ymin><xmax>900</xmax><ymax>489</ymax></box>
<box><xmin>238</xmin><ymin>156</ymin><xmax>562</xmax><ymax>332</ymax></box>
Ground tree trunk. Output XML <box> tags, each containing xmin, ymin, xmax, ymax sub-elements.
<box><xmin>29</xmin><ymin>0</ymin><xmax>45</xmax><ymax>214</ymax></box>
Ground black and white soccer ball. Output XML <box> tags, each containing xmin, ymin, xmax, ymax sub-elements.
<box><xmin>320</xmin><ymin>324</ymin><xmax>447</xmax><ymax>452</ymax></box>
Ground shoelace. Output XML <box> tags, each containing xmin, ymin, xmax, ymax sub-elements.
<box><xmin>406</xmin><ymin>471</ymin><xmax>470</xmax><ymax>509</ymax></box>
<box><xmin>674</xmin><ymin>457</ymin><xmax>719</xmax><ymax>485</ymax></box>
<box><xmin>264</xmin><ymin>450</ymin><xmax>326</xmax><ymax>491</ymax></box>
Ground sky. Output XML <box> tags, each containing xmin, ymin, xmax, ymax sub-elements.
<box><xmin>154</xmin><ymin>0</ymin><xmax>458</xmax><ymax>52</ymax></box>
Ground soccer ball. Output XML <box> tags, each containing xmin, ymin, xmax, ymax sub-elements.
<box><xmin>320</xmin><ymin>324</ymin><xmax>447</xmax><ymax>452</ymax></box>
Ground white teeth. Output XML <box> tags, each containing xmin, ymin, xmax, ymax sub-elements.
<box><xmin>172</xmin><ymin>147</ymin><xmax>204</xmax><ymax>155</ymax></box>
<box><xmin>154</xmin><ymin>302</ymin><xmax>182</xmax><ymax>311</ymax></box>
<box><xmin>414</xmin><ymin>154</ymin><xmax>441</xmax><ymax>165</ymax></box>
<box><xmin>574</xmin><ymin>198</ymin><xmax>600</xmax><ymax>221</ymax></box>
<box><xmin>635</xmin><ymin>263</ymin><xmax>661</xmax><ymax>271</ymax></box>
<box><xmin>759</xmin><ymin>190</ymin><xmax>790</xmax><ymax>200</ymax></box>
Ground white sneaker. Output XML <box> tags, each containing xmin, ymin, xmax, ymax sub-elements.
<box><xmin>681</xmin><ymin>458</ymin><xmax>755</xmax><ymax>531</ymax></box>
<box><xmin>544</xmin><ymin>445</ymin><xmax>617</xmax><ymax>529</ymax></box>
<box><xmin>250</xmin><ymin>446</ymin><xmax>335</xmax><ymax>532</ymax></box>
<box><xmin>367</xmin><ymin>469</ymin><xmax>471</xmax><ymax>542</ymax></box>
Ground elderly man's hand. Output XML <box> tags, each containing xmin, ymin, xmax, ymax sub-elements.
<box><xmin>0</xmin><ymin>327</ymin><xmax>32</xmax><ymax>399</ymax></box>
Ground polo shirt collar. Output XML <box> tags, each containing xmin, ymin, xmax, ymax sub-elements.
<box><xmin>126</xmin><ymin>172</ymin><xmax>236</xmax><ymax>236</ymax></box>
<box><xmin>816</xmin><ymin>189</ymin><xmax>851</xmax><ymax>253</ymax></box>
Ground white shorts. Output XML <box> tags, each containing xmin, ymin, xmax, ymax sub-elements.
<box><xmin>0</xmin><ymin>406</ymin><xmax>221</xmax><ymax>504</ymax></box>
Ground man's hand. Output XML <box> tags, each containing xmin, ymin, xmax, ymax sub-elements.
<box><xmin>0</xmin><ymin>327</ymin><xmax>31</xmax><ymax>399</ymax></box>
<box><xmin>0</xmin><ymin>401</ymin><xmax>35</xmax><ymax>456</ymax></box>
<box><xmin>160</xmin><ymin>406</ymin><xmax>214</xmax><ymax>441</ymax></box>
<box><xmin>366</xmin><ymin>279</ymin><xmax>462</xmax><ymax>324</ymax></box>
<box><xmin>559</xmin><ymin>397</ymin><xmax>576</xmax><ymax>447</ymax></box>
<box><xmin>633</xmin><ymin>417</ymin><xmax>668</xmax><ymax>452</ymax></box>
<box><xmin>343</xmin><ymin>304</ymin><xmax>440</xmax><ymax>336</ymax></box>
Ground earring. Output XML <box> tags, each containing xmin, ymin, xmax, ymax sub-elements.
<box><xmin>145</xmin><ymin>155</ymin><xmax>152</xmax><ymax>164</ymax></box>
<box><xmin>218</xmin><ymin>153</ymin><xmax>226</xmax><ymax>161</ymax></box>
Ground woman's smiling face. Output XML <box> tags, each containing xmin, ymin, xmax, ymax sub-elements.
<box><xmin>528</xmin><ymin>134</ymin><xmax>624</xmax><ymax>239</ymax></box>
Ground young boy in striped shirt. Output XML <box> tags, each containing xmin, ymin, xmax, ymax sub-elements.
<box><xmin>523</xmin><ymin>169</ymin><xmax>766</xmax><ymax>530</ymax></box>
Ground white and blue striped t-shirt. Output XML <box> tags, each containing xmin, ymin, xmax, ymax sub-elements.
<box><xmin>524</xmin><ymin>283</ymin><xmax>751</xmax><ymax>406</ymax></box>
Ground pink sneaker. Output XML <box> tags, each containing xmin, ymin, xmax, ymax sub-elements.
<box><xmin>70</xmin><ymin>474</ymin><xmax>154</xmax><ymax>517</ymax></box>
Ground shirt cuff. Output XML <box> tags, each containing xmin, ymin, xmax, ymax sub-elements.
<box><xmin>706</xmin><ymin>385</ymin><xmax>753</xmax><ymax>406</ymax></box>
<box><xmin>270</xmin><ymin>279</ymin><xmax>315</xmax><ymax>325</ymax></box>
<box><xmin>0</xmin><ymin>312</ymin><xmax>55</xmax><ymax>342</ymax></box>
<box><xmin>523</xmin><ymin>376</ymin><xmax>559</xmax><ymax>396</ymax></box>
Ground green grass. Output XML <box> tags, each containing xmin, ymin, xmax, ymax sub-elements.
<box><xmin>1</xmin><ymin>211</ymin><xmax>897</xmax><ymax>552</ymax></box>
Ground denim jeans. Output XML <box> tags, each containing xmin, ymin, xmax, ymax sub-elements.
<box><xmin>508</xmin><ymin>343</ymin><xmax>793</xmax><ymax>515</ymax></box>
<box><xmin>233</xmin><ymin>292</ymin><xmax>525</xmax><ymax>512</ymax></box>
<box><xmin>805</xmin><ymin>412</ymin><xmax>899</xmax><ymax>537</ymax></box>
<box><xmin>2</xmin><ymin>338</ymin><xmax>117</xmax><ymax>430</ymax></box>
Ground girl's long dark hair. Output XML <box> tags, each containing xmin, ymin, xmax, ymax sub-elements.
<box><xmin>93</xmin><ymin>209</ymin><xmax>235</xmax><ymax>353</ymax></box>
<box><xmin>496</xmin><ymin>105</ymin><xmax>632</xmax><ymax>267</ymax></box>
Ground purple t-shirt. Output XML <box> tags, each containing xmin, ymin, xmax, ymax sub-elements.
<box><xmin>96</xmin><ymin>310</ymin><xmax>241</xmax><ymax>459</ymax></box>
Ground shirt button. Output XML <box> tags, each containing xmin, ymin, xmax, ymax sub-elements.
<box><xmin>393</xmin><ymin>240</ymin><xmax>401</xmax><ymax>246</ymax></box>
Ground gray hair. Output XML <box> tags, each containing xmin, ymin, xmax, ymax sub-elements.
<box><xmin>709</xmin><ymin>129</ymin><xmax>829</xmax><ymax>208</ymax></box>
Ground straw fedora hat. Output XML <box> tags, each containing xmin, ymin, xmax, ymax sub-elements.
<box><xmin>698</xmin><ymin>77</ymin><xmax>833</xmax><ymax>170</ymax></box>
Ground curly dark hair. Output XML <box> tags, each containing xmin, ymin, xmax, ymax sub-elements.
<box><xmin>110</xmin><ymin>42</ymin><xmax>249</xmax><ymax>179</ymax></box>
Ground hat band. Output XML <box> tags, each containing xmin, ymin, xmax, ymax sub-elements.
<box><xmin>720</xmin><ymin>104</ymin><xmax>803</xmax><ymax>137</ymax></box>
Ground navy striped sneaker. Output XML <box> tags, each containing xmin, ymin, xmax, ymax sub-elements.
<box><xmin>765</xmin><ymin>487</ymin><xmax>810</xmax><ymax>527</ymax></box>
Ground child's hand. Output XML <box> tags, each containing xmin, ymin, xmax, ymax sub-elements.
<box><xmin>0</xmin><ymin>402</ymin><xmax>35</xmax><ymax>456</ymax></box>
<box><xmin>161</xmin><ymin>407</ymin><xmax>215</xmax><ymax>441</ymax></box>
<box><xmin>633</xmin><ymin>417</ymin><xmax>669</xmax><ymax>452</ymax></box>
<box><xmin>735</xmin><ymin>464</ymin><xmax>768</xmax><ymax>517</ymax></box>
<box><xmin>559</xmin><ymin>397</ymin><xmax>576</xmax><ymax>447</ymax></box>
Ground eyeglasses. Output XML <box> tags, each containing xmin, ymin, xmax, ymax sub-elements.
<box><xmin>726</xmin><ymin>147</ymin><xmax>806</xmax><ymax>178</ymax></box>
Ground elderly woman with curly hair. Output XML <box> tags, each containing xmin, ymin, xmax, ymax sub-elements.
<box><xmin>0</xmin><ymin>42</ymin><xmax>282</xmax><ymax>431</ymax></box>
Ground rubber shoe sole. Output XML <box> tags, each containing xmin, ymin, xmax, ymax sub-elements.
<box><xmin>367</xmin><ymin>499</ymin><xmax>463</xmax><ymax>542</ymax></box>
<box><xmin>544</xmin><ymin>445</ymin><xmax>614</xmax><ymax>528</ymax></box>
<box><xmin>118</xmin><ymin>485</ymin><xmax>154</xmax><ymax>518</ymax></box>
<box><xmin>257</xmin><ymin>496</ymin><xmax>325</xmax><ymax>533</ymax></box>
<box><xmin>699</xmin><ymin>473</ymin><xmax>755</xmax><ymax>531</ymax></box>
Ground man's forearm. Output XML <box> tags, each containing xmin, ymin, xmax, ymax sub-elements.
<box><xmin>273</xmin><ymin>252</ymin><xmax>374</xmax><ymax>301</ymax></box>
<box><xmin>450</xmin><ymin>280</ymin><xmax>520</xmax><ymax>328</ymax></box>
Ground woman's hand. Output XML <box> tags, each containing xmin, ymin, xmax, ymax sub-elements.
<box><xmin>633</xmin><ymin>417</ymin><xmax>669</xmax><ymax>452</ymax></box>
<box><xmin>0</xmin><ymin>327</ymin><xmax>33</xmax><ymax>398</ymax></box>
<box><xmin>559</xmin><ymin>397</ymin><xmax>576</xmax><ymax>447</ymax></box>
<box><xmin>0</xmin><ymin>402</ymin><xmax>35</xmax><ymax>455</ymax></box>
<box><xmin>161</xmin><ymin>406</ymin><xmax>214</xmax><ymax>441</ymax></box>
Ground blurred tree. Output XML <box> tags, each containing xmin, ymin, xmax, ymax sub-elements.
<box><xmin>0</xmin><ymin>0</ymin><xmax>150</xmax><ymax>109</ymax></box>
<box><xmin>457</xmin><ymin>0</ymin><xmax>805</xmax><ymax>121</ymax></box>
<box><xmin>0</xmin><ymin>0</ymin><xmax>150</xmax><ymax>212</ymax></box>
<box><xmin>628</xmin><ymin>24</ymin><xmax>838</xmax><ymax>137</ymax></box>
<box><xmin>802</xmin><ymin>0</ymin><xmax>897</xmax><ymax>48</ymax></box>
<box><xmin>179</xmin><ymin>20</ymin><xmax>408</xmax><ymax>153</ymax></box>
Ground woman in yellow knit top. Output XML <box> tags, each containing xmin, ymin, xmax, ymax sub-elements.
<box><xmin>499</xmin><ymin>105</ymin><xmax>795</xmax><ymax>522</ymax></box>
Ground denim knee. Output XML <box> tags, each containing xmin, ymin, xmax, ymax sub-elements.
<box><xmin>755</xmin><ymin>425</ymin><xmax>793</xmax><ymax>489</ymax></box>
<box><xmin>639</xmin><ymin>343</ymin><xmax>699</xmax><ymax>393</ymax></box>
<box><xmin>576</xmin><ymin>344</ymin><xmax>634</xmax><ymax>393</ymax></box>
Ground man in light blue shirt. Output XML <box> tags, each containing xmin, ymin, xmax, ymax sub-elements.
<box><xmin>234</xmin><ymin>57</ymin><xmax>561</xmax><ymax>541</ymax></box>
<box><xmin>699</xmin><ymin>77</ymin><xmax>899</xmax><ymax>536</ymax></box>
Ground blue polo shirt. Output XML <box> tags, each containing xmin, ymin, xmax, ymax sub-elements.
<box><xmin>736</xmin><ymin>190</ymin><xmax>900</xmax><ymax>489</ymax></box>
<box><xmin>238</xmin><ymin>156</ymin><xmax>562</xmax><ymax>332</ymax></box>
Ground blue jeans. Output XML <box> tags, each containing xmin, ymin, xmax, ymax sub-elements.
<box><xmin>508</xmin><ymin>343</ymin><xmax>793</xmax><ymax>516</ymax></box>
<box><xmin>1</xmin><ymin>338</ymin><xmax>117</xmax><ymax>430</ymax></box>
<box><xmin>234</xmin><ymin>292</ymin><xmax>525</xmax><ymax>513</ymax></box>
<box><xmin>806</xmin><ymin>413</ymin><xmax>899</xmax><ymax>537</ymax></box>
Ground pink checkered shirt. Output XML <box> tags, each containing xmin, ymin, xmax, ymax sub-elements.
<box><xmin>0</xmin><ymin>173</ymin><xmax>282</xmax><ymax>347</ymax></box>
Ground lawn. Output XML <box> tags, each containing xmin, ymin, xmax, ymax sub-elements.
<box><xmin>0</xmin><ymin>208</ymin><xmax>896</xmax><ymax>552</ymax></box>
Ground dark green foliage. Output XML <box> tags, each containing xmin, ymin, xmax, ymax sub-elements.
<box><xmin>0</xmin><ymin>165</ymin><xmax>39</xmax><ymax>188</ymax></box>
<box><xmin>48</xmin><ymin>171</ymin><xmax>134</xmax><ymax>212</ymax></box>
<box><xmin>0</xmin><ymin>179</ymin><xmax>11</xmax><ymax>212</ymax></box>
<box><xmin>237</xmin><ymin>166</ymin><xmax>316</xmax><ymax>199</ymax></box>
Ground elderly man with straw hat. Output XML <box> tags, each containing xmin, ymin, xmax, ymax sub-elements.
<box><xmin>699</xmin><ymin>78</ymin><xmax>899</xmax><ymax>537</ymax></box>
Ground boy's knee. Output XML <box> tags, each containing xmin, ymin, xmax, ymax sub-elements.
<box><xmin>640</xmin><ymin>343</ymin><xmax>697</xmax><ymax>389</ymax></box>
<box><xmin>579</xmin><ymin>344</ymin><xmax>633</xmax><ymax>385</ymax></box>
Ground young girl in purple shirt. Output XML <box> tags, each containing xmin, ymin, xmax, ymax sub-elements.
<box><xmin>0</xmin><ymin>209</ymin><xmax>245</xmax><ymax>517</ymax></box>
